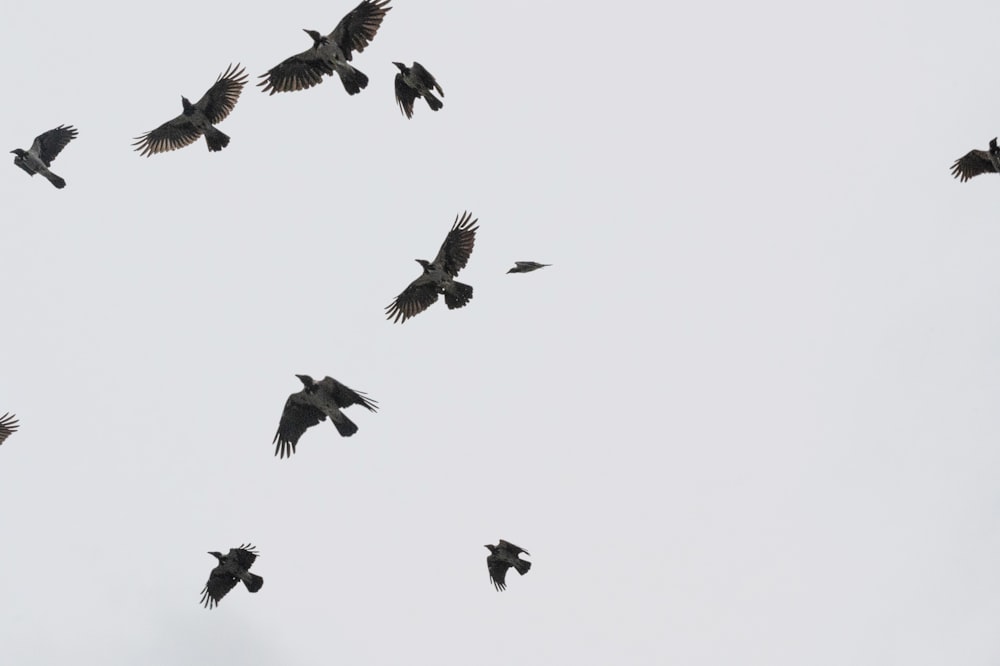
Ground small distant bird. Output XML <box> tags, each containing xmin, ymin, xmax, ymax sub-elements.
<box><xmin>273</xmin><ymin>374</ymin><xmax>378</xmax><ymax>458</ymax></box>
<box><xmin>393</xmin><ymin>62</ymin><xmax>443</xmax><ymax>118</ymax></box>
<box><xmin>386</xmin><ymin>211</ymin><xmax>479</xmax><ymax>323</ymax></box>
<box><xmin>485</xmin><ymin>540</ymin><xmax>531</xmax><ymax>591</ymax></box>
<box><xmin>0</xmin><ymin>413</ymin><xmax>19</xmax><ymax>446</ymax></box>
<box><xmin>133</xmin><ymin>64</ymin><xmax>248</xmax><ymax>156</ymax></box>
<box><xmin>10</xmin><ymin>125</ymin><xmax>78</xmax><ymax>189</ymax></box>
<box><xmin>507</xmin><ymin>261</ymin><xmax>551</xmax><ymax>274</ymax></box>
<box><xmin>258</xmin><ymin>0</ymin><xmax>392</xmax><ymax>96</ymax></box>
<box><xmin>201</xmin><ymin>544</ymin><xmax>264</xmax><ymax>608</ymax></box>
<box><xmin>951</xmin><ymin>138</ymin><xmax>1000</xmax><ymax>182</ymax></box>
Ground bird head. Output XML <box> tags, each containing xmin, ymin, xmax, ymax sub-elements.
<box><xmin>208</xmin><ymin>551</ymin><xmax>223</xmax><ymax>561</ymax></box>
<box><xmin>295</xmin><ymin>374</ymin><xmax>316</xmax><ymax>389</ymax></box>
<box><xmin>991</xmin><ymin>138</ymin><xmax>999</xmax><ymax>153</ymax></box>
<box><xmin>415</xmin><ymin>259</ymin><xmax>432</xmax><ymax>271</ymax></box>
<box><xmin>303</xmin><ymin>29</ymin><xmax>325</xmax><ymax>45</ymax></box>
<box><xmin>484</xmin><ymin>544</ymin><xmax>496</xmax><ymax>553</ymax></box>
<box><xmin>10</xmin><ymin>149</ymin><xmax>25</xmax><ymax>157</ymax></box>
<box><xmin>506</xmin><ymin>267</ymin><xmax>517</xmax><ymax>273</ymax></box>
<box><xmin>181</xmin><ymin>96</ymin><xmax>195</xmax><ymax>114</ymax></box>
<box><xmin>392</xmin><ymin>62</ymin><xmax>406</xmax><ymax>72</ymax></box>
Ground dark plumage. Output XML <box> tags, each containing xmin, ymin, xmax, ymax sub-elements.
<box><xmin>393</xmin><ymin>62</ymin><xmax>444</xmax><ymax>118</ymax></box>
<box><xmin>258</xmin><ymin>0</ymin><xmax>392</xmax><ymax>96</ymax></box>
<box><xmin>951</xmin><ymin>137</ymin><xmax>1000</xmax><ymax>182</ymax></box>
<box><xmin>201</xmin><ymin>544</ymin><xmax>264</xmax><ymax>609</ymax></box>
<box><xmin>0</xmin><ymin>413</ymin><xmax>19</xmax><ymax>446</ymax></box>
<box><xmin>10</xmin><ymin>125</ymin><xmax>78</xmax><ymax>188</ymax></box>
<box><xmin>507</xmin><ymin>261</ymin><xmax>551</xmax><ymax>274</ymax></box>
<box><xmin>385</xmin><ymin>211</ymin><xmax>479</xmax><ymax>323</ymax></box>
<box><xmin>273</xmin><ymin>374</ymin><xmax>378</xmax><ymax>458</ymax></box>
<box><xmin>133</xmin><ymin>64</ymin><xmax>248</xmax><ymax>156</ymax></box>
<box><xmin>485</xmin><ymin>540</ymin><xmax>531</xmax><ymax>591</ymax></box>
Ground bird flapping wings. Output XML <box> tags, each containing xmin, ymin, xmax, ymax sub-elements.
<box><xmin>951</xmin><ymin>149</ymin><xmax>997</xmax><ymax>182</ymax></box>
<box><xmin>433</xmin><ymin>211</ymin><xmax>479</xmax><ymax>276</ymax></box>
<box><xmin>258</xmin><ymin>45</ymin><xmax>334</xmax><ymax>95</ymax></box>
<box><xmin>385</xmin><ymin>275</ymin><xmax>440</xmax><ymax>324</ymax></box>
<box><xmin>273</xmin><ymin>394</ymin><xmax>327</xmax><ymax>458</ymax></box>
<box><xmin>30</xmin><ymin>126</ymin><xmax>78</xmax><ymax>166</ymax></box>
<box><xmin>329</xmin><ymin>0</ymin><xmax>392</xmax><ymax>59</ymax></box>
<box><xmin>196</xmin><ymin>64</ymin><xmax>248</xmax><ymax>124</ymax></box>
<box><xmin>0</xmin><ymin>413</ymin><xmax>19</xmax><ymax>445</ymax></box>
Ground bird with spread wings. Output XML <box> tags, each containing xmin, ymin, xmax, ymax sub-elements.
<box><xmin>485</xmin><ymin>540</ymin><xmax>532</xmax><ymax>591</ymax></box>
<box><xmin>10</xmin><ymin>125</ymin><xmax>78</xmax><ymax>188</ymax></box>
<box><xmin>201</xmin><ymin>544</ymin><xmax>264</xmax><ymax>608</ymax></box>
<box><xmin>393</xmin><ymin>61</ymin><xmax>444</xmax><ymax>118</ymax></box>
<box><xmin>951</xmin><ymin>137</ymin><xmax>1000</xmax><ymax>182</ymax></box>
<box><xmin>273</xmin><ymin>375</ymin><xmax>378</xmax><ymax>459</ymax></box>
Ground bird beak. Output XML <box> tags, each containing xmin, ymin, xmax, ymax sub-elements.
<box><xmin>9</xmin><ymin>150</ymin><xmax>16</xmax><ymax>154</ymax></box>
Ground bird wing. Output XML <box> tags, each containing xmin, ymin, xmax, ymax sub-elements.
<box><xmin>132</xmin><ymin>114</ymin><xmax>203</xmax><ymax>157</ymax></box>
<box><xmin>320</xmin><ymin>377</ymin><xmax>378</xmax><ymax>412</ymax></box>
<box><xmin>498</xmin><ymin>539</ymin><xmax>529</xmax><ymax>556</ymax></box>
<box><xmin>411</xmin><ymin>62</ymin><xmax>443</xmax><ymax>96</ymax></box>
<box><xmin>194</xmin><ymin>64</ymin><xmax>248</xmax><ymax>124</ymax></box>
<box><xmin>431</xmin><ymin>211</ymin><xmax>479</xmax><ymax>276</ymax></box>
<box><xmin>273</xmin><ymin>392</ymin><xmax>326</xmax><ymax>458</ymax></box>
<box><xmin>329</xmin><ymin>0</ymin><xmax>392</xmax><ymax>60</ymax></box>
<box><xmin>385</xmin><ymin>276</ymin><xmax>440</xmax><ymax>323</ymax></box>
<box><xmin>258</xmin><ymin>48</ymin><xmax>333</xmax><ymax>95</ymax></box>
<box><xmin>30</xmin><ymin>125</ymin><xmax>78</xmax><ymax>166</ymax></box>
<box><xmin>0</xmin><ymin>412</ymin><xmax>19</xmax><ymax>445</ymax></box>
<box><xmin>201</xmin><ymin>566</ymin><xmax>239</xmax><ymax>608</ymax></box>
<box><xmin>394</xmin><ymin>73</ymin><xmax>417</xmax><ymax>119</ymax></box>
<box><xmin>229</xmin><ymin>544</ymin><xmax>259</xmax><ymax>570</ymax></box>
<box><xmin>487</xmin><ymin>555</ymin><xmax>511</xmax><ymax>591</ymax></box>
<box><xmin>951</xmin><ymin>149</ymin><xmax>996</xmax><ymax>182</ymax></box>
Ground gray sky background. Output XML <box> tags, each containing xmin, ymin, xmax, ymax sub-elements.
<box><xmin>3</xmin><ymin>0</ymin><xmax>1000</xmax><ymax>664</ymax></box>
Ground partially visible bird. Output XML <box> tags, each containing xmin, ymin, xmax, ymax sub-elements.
<box><xmin>201</xmin><ymin>544</ymin><xmax>264</xmax><ymax>608</ymax></box>
<box><xmin>10</xmin><ymin>125</ymin><xmax>78</xmax><ymax>189</ymax></box>
<box><xmin>951</xmin><ymin>137</ymin><xmax>1000</xmax><ymax>182</ymax></box>
<box><xmin>507</xmin><ymin>261</ymin><xmax>551</xmax><ymax>274</ymax></box>
<box><xmin>258</xmin><ymin>0</ymin><xmax>392</xmax><ymax>96</ymax></box>
<box><xmin>273</xmin><ymin>374</ymin><xmax>378</xmax><ymax>458</ymax></box>
<box><xmin>0</xmin><ymin>413</ymin><xmax>19</xmax><ymax>446</ymax></box>
<box><xmin>485</xmin><ymin>540</ymin><xmax>531</xmax><ymax>591</ymax></box>
<box><xmin>386</xmin><ymin>211</ymin><xmax>479</xmax><ymax>323</ymax></box>
<box><xmin>393</xmin><ymin>61</ymin><xmax>444</xmax><ymax>118</ymax></box>
<box><xmin>133</xmin><ymin>64</ymin><xmax>248</xmax><ymax>156</ymax></box>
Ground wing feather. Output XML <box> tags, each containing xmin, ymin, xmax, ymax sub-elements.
<box><xmin>329</xmin><ymin>0</ymin><xmax>392</xmax><ymax>59</ymax></box>
<box><xmin>195</xmin><ymin>64</ymin><xmax>248</xmax><ymax>124</ymax></box>
<box><xmin>31</xmin><ymin>125</ymin><xmax>78</xmax><ymax>166</ymax></box>
<box><xmin>432</xmin><ymin>211</ymin><xmax>479</xmax><ymax>276</ymax></box>
<box><xmin>951</xmin><ymin>149</ymin><xmax>996</xmax><ymax>182</ymax></box>
<box><xmin>0</xmin><ymin>413</ymin><xmax>19</xmax><ymax>446</ymax></box>
<box><xmin>385</xmin><ymin>277</ymin><xmax>439</xmax><ymax>323</ymax></box>
<box><xmin>273</xmin><ymin>393</ymin><xmax>326</xmax><ymax>458</ymax></box>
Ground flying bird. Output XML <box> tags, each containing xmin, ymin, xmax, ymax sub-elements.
<box><xmin>386</xmin><ymin>211</ymin><xmax>479</xmax><ymax>323</ymax></box>
<box><xmin>485</xmin><ymin>540</ymin><xmax>531</xmax><ymax>591</ymax></box>
<box><xmin>10</xmin><ymin>125</ymin><xmax>78</xmax><ymax>188</ymax></box>
<box><xmin>133</xmin><ymin>64</ymin><xmax>248</xmax><ymax>156</ymax></box>
<box><xmin>0</xmin><ymin>413</ymin><xmax>19</xmax><ymax>446</ymax></box>
<box><xmin>393</xmin><ymin>62</ymin><xmax>444</xmax><ymax>118</ymax></box>
<box><xmin>201</xmin><ymin>544</ymin><xmax>264</xmax><ymax>608</ymax></box>
<box><xmin>951</xmin><ymin>138</ymin><xmax>1000</xmax><ymax>182</ymax></box>
<box><xmin>273</xmin><ymin>374</ymin><xmax>378</xmax><ymax>458</ymax></box>
<box><xmin>507</xmin><ymin>261</ymin><xmax>551</xmax><ymax>274</ymax></box>
<box><xmin>258</xmin><ymin>0</ymin><xmax>392</xmax><ymax>96</ymax></box>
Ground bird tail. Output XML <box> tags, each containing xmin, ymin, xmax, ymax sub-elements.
<box><xmin>424</xmin><ymin>92</ymin><xmax>443</xmax><ymax>112</ymax></box>
<box><xmin>337</xmin><ymin>65</ymin><xmax>369</xmax><ymax>95</ymax></box>
<box><xmin>43</xmin><ymin>170</ymin><xmax>66</xmax><ymax>189</ymax></box>
<box><xmin>444</xmin><ymin>281</ymin><xmax>473</xmax><ymax>310</ymax></box>
<box><xmin>242</xmin><ymin>573</ymin><xmax>264</xmax><ymax>593</ymax></box>
<box><xmin>204</xmin><ymin>127</ymin><xmax>231</xmax><ymax>152</ymax></box>
<box><xmin>333</xmin><ymin>414</ymin><xmax>359</xmax><ymax>437</ymax></box>
<box><xmin>514</xmin><ymin>559</ymin><xmax>531</xmax><ymax>576</ymax></box>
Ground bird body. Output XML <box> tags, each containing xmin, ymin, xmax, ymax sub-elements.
<box><xmin>485</xmin><ymin>540</ymin><xmax>531</xmax><ymax>591</ymax></box>
<box><xmin>11</xmin><ymin>125</ymin><xmax>78</xmax><ymax>188</ymax></box>
<box><xmin>201</xmin><ymin>544</ymin><xmax>263</xmax><ymax>608</ymax></box>
<box><xmin>273</xmin><ymin>374</ymin><xmax>378</xmax><ymax>458</ymax></box>
<box><xmin>0</xmin><ymin>413</ymin><xmax>19</xmax><ymax>446</ymax></box>
<box><xmin>951</xmin><ymin>137</ymin><xmax>1000</xmax><ymax>181</ymax></box>
<box><xmin>507</xmin><ymin>261</ymin><xmax>551</xmax><ymax>274</ymax></box>
<box><xmin>393</xmin><ymin>61</ymin><xmax>444</xmax><ymax>118</ymax></box>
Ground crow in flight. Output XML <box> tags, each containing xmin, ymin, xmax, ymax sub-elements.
<box><xmin>485</xmin><ymin>540</ymin><xmax>531</xmax><ymax>591</ymax></box>
<box><xmin>11</xmin><ymin>125</ymin><xmax>78</xmax><ymax>188</ymax></box>
<box><xmin>507</xmin><ymin>261</ymin><xmax>551</xmax><ymax>274</ymax></box>
<box><xmin>273</xmin><ymin>374</ymin><xmax>378</xmax><ymax>458</ymax></box>
<box><xmin>952</xmin><ymin>137</ymin><xmax>1000</xmax><ymax>182</ymax></box>
<box><xmin>0</xmin><ymin>413</ymin><xmax>19</xmax><ymax>446</ymax></box>
<box><xmin>201</xmin><ymin>544</ymin><xmax>264</xmax><ymax>608</ymax></box>
<box><xmin>393</xmin><ymin>61</ymin><xmax>443</xmax><ymax>118</ymax></box>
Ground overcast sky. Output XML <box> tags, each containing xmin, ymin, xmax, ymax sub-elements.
<box><xmin>3</xmin><ymin>0</ymin><xmax>1000</xmax><ymax>664</ymax></box>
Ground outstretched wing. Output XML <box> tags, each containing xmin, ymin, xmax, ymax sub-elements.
<box><xmin>498</xmin><ymin>539</ymin><xmax>529</xmax><ymax>556</ymax></box>
<box><xmin>0</xmin><ymin>413</ymin><xmax>19</xmax><ymax>445</ymax></box>
<box><xmin>951</xmin><ymin>149</ymin><xmax>996</xmax><ymax>182</ymax></box>
<box><xmin>329</xmin><ymin>0</ymin><xmax>392</xmax><ymax>60</ymax></box>
<box><xmin>201</xmin><ymin>567</ymin><xmax>239</xmax><ymax>609</ymax></box>
<box><xmin>321</xmin><ymin>377</ymin><xmax>378</xmax><ymax>412</ymax></box>
<box><xmin>394</xmin><ymin>73</ymin><xmax>417</xmax><ymax>119</ymax></box>
<box><xmin>431</xmin><ymin>211</ymin><xmax>478</xmax><ymax>276</ymax></box>
<box><xmin>258</xmin><ymin>47</ymin><xmax>333</xmax><ymax>95</ymax></box>
<box><xmin>229</xmin><ymin>544</ymin><xmax>259</xmax><ymax>570</ymax></box>
<box><xmin>195</xmin><ymin>64</ymin><xmax>248</xmax><ymax>124</ymax></box>
<box><xmin>487</xmin><ymin>555</ymin><xmax>511</xmax><ymax>591</ymax></box>
<box><xmin>411</xmin><ymin>62</ymin><xmax>443</xmax><ymax>96</ymax></box>
<box><xmin>273</xmin><ymin>392</ymin><xmax>326</xmax><ymax>458</ymax></box>
<box><xmin>132</xmin><ymin>114</ymin><xmax>202</xmax><ymax>157</ymax></box>
<box><xmin>31</xmin><ymin>125</ymin><xmax>78</xmax><ymax>166</ymax></box>
<box><xmin>385</xmin><ymin>276</ymin><xmax>439</xmax><ymax>323</ymax></box>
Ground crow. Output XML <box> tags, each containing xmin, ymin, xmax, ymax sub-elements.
<box><xmin>951</xmin><ymin>138</ymin><xmax>1000</xmax><ymax>182</ymax></box>
<box><xmin>393</xmin><ymin>62</ymin><xmax>443</xmax><ymax>118</ymax></box>
<box><xmin>386</xmin><ymin>211</ymin><xmax>479</xmax><ymax>323</ymax></box>
<box><xmin>133</xmin><ymin>64</ymin><xmax>248</xmax><ymax>156</ymax></box>
<box><xmin>507</xmin><ymin>261</ymin><xmax>551</xmax><ymax>274</ymax></box>
<box><xmin>258</xmin><ymin>0</ymin><xmax>392</xmax><ymax>96</ymax></box>
<box><xmin>201</xmin><ymin>544</ymin><xmax>264</xmax><ymax>608</ymax></box>
<box><xmin>485</xmin><ymin>540</ymin><xmax>531</xmax><ymax>591</ymax></box>
<box><xmin>273</xmin><ymin>374</ymin><xmax>378</xmax><ymax>458</ymax></box>
<box><xmin>0</xmin><ymin>413</ymin><xmax>19</xmax><ymax>446</ymax></box>
<box><xmin>10</xmin><ymin>125</ymin><xmax>78</xmax><ymax>189</ymax></box>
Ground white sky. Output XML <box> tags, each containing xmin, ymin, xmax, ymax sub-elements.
<box><xmin>3</xmin><ymin>0</ymin><xmax>1000</xmax><ymax>664</ymax></box>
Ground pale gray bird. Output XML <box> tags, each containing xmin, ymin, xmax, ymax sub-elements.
<box><xmin>10</xmin><ymin>125</ymin><xmax>78</xmax><ymax>188</ymax></box>
<box><xmin>201</xmin><ymin>544</ymin><xmax>264</xmax><ymax>608</ymax></box>
<box><xmin>133</xmin><ymin>64</ymin><xmax>248</xmax><ymax>156</ymax></box>
<box><xmin>485</xmin><ymin>540</ymin><xmax>531</xmax><ymax>591</ymax></box>
<box><xmin>0</xmin><ymin>413</ymin><xmax>19</xmax><ymax>446</ymax></box>
<box><xmin>952</xmin><ymin>137</ymin><xmax>1000</xmax><ymax>182</ymax></box>
<box><xmin>258</xmin><ymin>0</ymin><xmax>392</xmax><ymax>96</ymax></box>
<box><xmin>507</xmin><ymin>261</ymin><xmax>550</xmax><ymax>274</ymax></box>
<box><xmin>385</xmin><ymin>211</ymin><xmax>479</xmax><ymax>323</ymax></box>
<box><xmin>273</xmin><ymin>374</ymin><xmax>378</xmax><ymax>458</ymax></box>
<box><xmin>393</xmin><ymin>61</ymin><xmax>443</xmax><ymax>118</ymax></box>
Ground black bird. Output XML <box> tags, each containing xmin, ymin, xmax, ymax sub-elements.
<box><xmin>386</xmin><ymin>211</ymin><xmax>479</xmax><ymax>323</ymax></box>
<box><xmin>258</xmin><ymin>0</ymin><xmax>392</xmax><ymax>96</ymax></box>
<box><xmin>507</xmin><ymin>261</ymin><xmax>551</xmax><ymax>274</ymax></box>
<box><xmin>951</xmin><ymin>138</ymin><xmax>1000</xmax><ymax>182</ymax></box>
<box><xmin>0</xmin><ymin>413</ymin><xmax>19</xmax><ymax>446</ymax></box>
<box><xmin>485</xmin><ymin>540</ymin><xmax>531</xmax><ymax>591</ymax></box>
<box><xmin>133</xmin><ymin>64</ymin><xmax>248</xmax><ymax>156</ymax></box>
<box><xmin>201</xmin><ymin>544</ymin><xmax>264</xmax><ymax>608</ymax></box>
<box><xmin>393</xmin><ymin>62</ymin><xmax>443</xmax><ymax>118</ymax></box>
<box><xmin>10</xmin><ymin>125</ymin><xmax>78</xmax><ymax>189</ymax></box>
<box><xmin>273</xmin><ymin>374</ymin><xmax>378</xmax><ymax>458</ymax></box>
